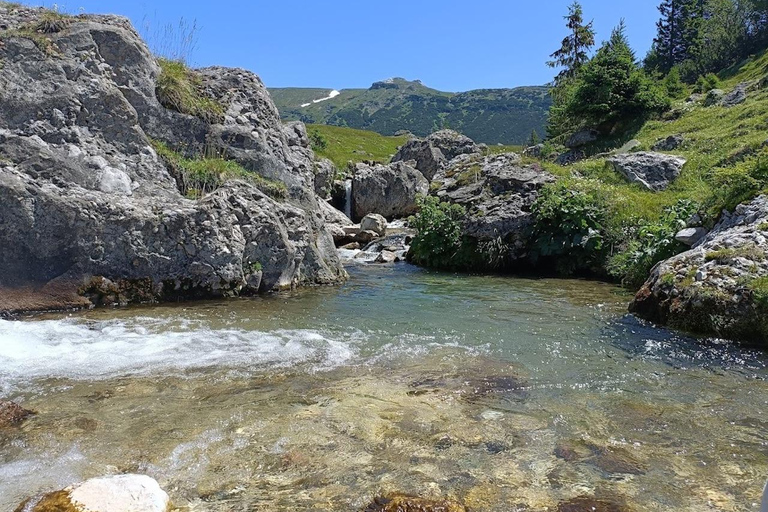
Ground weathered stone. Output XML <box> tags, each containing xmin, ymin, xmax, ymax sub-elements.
<box><xmin>15</xmin><ymin>475</ymin><xmax>169</xmax><ymax>512</ymax></box>
<box><xmin>375</xmin><ymin>250</ymin><xmax>397</xmax><ymax>263</ymax></box>
<box><xmin>391</xmin><ymin>139</ymin><xmax>447</xmax><ymax>181</ymax></box>
<box><xmin>313</xmin><ymin>158</ymin><xmax>336</xmax><ymax>198</ymax></box>
<box><xmin>352</xmin><ymin>161</ymin><xmax>428</xmax><ymax>220</ymax></box>
<box><xmin>354</xmin><ymin>230</ymin><xmax>379</xmax><ymax>244</ymax></box>
<box><xmin>0</xmin><ymin>8</ymin><xmax>345</xmax><ymax>312</ymax></box>
<box><xmin>364</xmin><ymin>495</ymin><xmax>467</xmax><ymax>512</ymax></box>
<box><xmin>360</xmin><ymin>213</ymin><xmax>388</xmax><ymax>237</ymax></box>
<box><xmin>675</xmin><ymin>227</ymin><xmax>708</xmax><ymax>247</ymax></box>
<box><xmin>566</xmin><ymin>129</ymin><xmax>599</xmax><ymax>148</ymax></box>
<box><xmin>0</xmin><ymin>400</ymin><xmax>34</xmax><ymax>427</ymax></box>
<box><xmin>704</xmin><ymin>88</ymin><xmax>726</xmax><ymax>106</ymax></box>
<box><xmin>608</xmin><ymin>152</ymin><xmax>686</xmax><ymax>191</ymax></box>
<box><xmin>631</xmin><ymin>195</ymin><xmax>768</xmax><ymax>344</ymax></box>
<box><xmin>652</xmin><ymin>134</ymin><xmax>684</xmax><ymax>151</ymax></box>
<box><xmin>425</xmin><ymin>129</ymin><xmax>482</xmax><ymax>161</ymax></box>
<box><xmin>721</xmin><ymin>82</ymin><xmax>750</xmax><ymax>107</ymax></box>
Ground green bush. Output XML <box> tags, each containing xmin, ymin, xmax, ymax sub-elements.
<box><xmin>407</xmin><ymin>196</ymin><xmax>471</xmax><ymax>268</ymax></box>
<box><xmin>663</xmin><ymin>67</ymin><xmax>688</xmax><ymax>99</ymax></box>
<box><xmin>156</xmin><ymin>59</ymin><xmax>224</xmax><ymax>123</ymax></box>
<box><xmin>694</xmin><ymin>73</ymin><xmax>721</xmax><ymax>93</ymax></box>
<box><xmin>529</xmin><ymin>179</ymin><xmax>610</xmax><ymax>274</ymax></box>
<box><xmin>309</xmin><ymin>129</ymin><xmax>328</xmax><ymax>151</ymax></box>
<box><xmin>607</xmin><ymin>199</ymin><xmax>698</xmax><ymax>287</ymax></box>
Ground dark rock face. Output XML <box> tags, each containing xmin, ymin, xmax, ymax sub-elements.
<box><xmin>352</xmin><ymin>161</ymin><xmax>428</xmax><ymax>220</ymax></box>
<box><xmin>0</xmin><ymin>400</ymin><xmax>34</xmax><ymax>427</ymax></box>
<box><xmin>364</xmin><ymin>495</ymin><xmax>467</xmax><ymax>512</ymax></box>
<box><xmin>432</xmin><ymin>153</ymin><xmax>555</xmax><ymax>259</ymax></box>
<box><xmin>565</xmin><ymin>129</ymin><xmax>599</xmax><ymax>148</ymax></box>
<box><xmin>0</xmin><ymin>7</ymin><xmax>345</xmax><ymax>311</ymax></box>
<box><xmin>608</xmin><ymin>152</ymin><xmax>686</xmax><ymax>191</ymax></box>
<box><xmin>721</xmin><ymin>82</ymin><xmax>750</xmax><ymax>107</ymax></box>
<box><xmin>631</xmin><ymin>195</ymin><xmax>768</xmax><ymax>344</ymax></box>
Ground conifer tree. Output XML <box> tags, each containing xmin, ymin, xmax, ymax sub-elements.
<box><xmin>547</xmin><ymin>2</ymin><xmax>596</xmax><ymax>85</ymax></box>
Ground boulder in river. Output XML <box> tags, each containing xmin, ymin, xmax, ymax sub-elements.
<box><xmin>352</xmin><ymin>161</ymin><xmax>428</xmax><ymax>220</ymax></box>
<box><xmin>15</xmin><ymin>474</ymin><xmax>169</xmax><ymax>512</ymax></box>
<box><xmin>631</xmin><ymin>195</ymin><xmax>768</xmax><ymax>344</ymax></box>
<box><xmin>360</xmin><ymin>213</ymin><xmax>388</xmax><ymax>237</ymax></box>
<box><xmin>608</xmin><ymin>152</ymin><xmax>686</xmax><ymax>191</ymax></box>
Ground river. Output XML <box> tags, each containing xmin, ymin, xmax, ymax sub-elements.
<box><xmin>1</xmin><ymin>263</ymin><xmax>767</xmax><ymax>511</ymax></box>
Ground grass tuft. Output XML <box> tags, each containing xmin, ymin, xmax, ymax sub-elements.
<box><xmin>152</xmin><ymin>140</ymin><xmax>287</xmax><ymax>200</ymax></box>
<box><xmin>156</xmin><ymin>59</ymin><xmax>225</xmax><ymax>123</ymax></box>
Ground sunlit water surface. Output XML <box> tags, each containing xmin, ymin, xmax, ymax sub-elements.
<box><xmin>1</xmin><ymin>264</ymin><xmax>767</xmax><ymax>511</ymax></box>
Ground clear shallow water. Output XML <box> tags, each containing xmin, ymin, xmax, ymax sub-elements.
<box><xmin>1</xmin><ymin>264</ymin><xmax>767</xmax><ymax>511</ymax></box>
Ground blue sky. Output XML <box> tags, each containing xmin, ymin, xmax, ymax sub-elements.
<box><xmin>27</xmin><ymin>1</ymin><xmax>660</xmax><ymax>91</ymax></box>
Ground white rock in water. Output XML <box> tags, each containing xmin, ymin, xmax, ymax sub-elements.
<box><xmin>20</xmin><ymin>474</ymin><xmax>170</xmax><ymax>512</ymax></box>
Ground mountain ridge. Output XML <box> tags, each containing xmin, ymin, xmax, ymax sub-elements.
<box><xmin>269</xmin><ymin>79</ymin><xmax>551</xmax><ymax>145</ymax></box>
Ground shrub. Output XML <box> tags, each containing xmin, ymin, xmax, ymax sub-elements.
<box><xmin>152</xmin><ymin>141</ymin><xmax>286</xmax><ymax>200</ymax></box>
<box><xmin>407</xmin><ymin>196</ymin><xmax>469</xmax><ymax>268</ymax></box>
<box><xmin>529</xmin><ymin>179</ymin><xmax>610</xmax><ymax>274</ymax></box>
<box><xmin>309</xmin><ymin>129</ymin><xmax>328</xmax><ymax>151</ymax></box>
<box><xmin>607</xmin><ymin>199</ymin><xmax>698</xmax><ymax>287</ymax></box>
<box><xmin>663</xmin><ymin>67</ymin><xmax>688</xmax><ymax>99</ymax></box>
<box><xmin>156</xmin><ymin>59</ymin><xmax>224</xmax><ymax>123</ymax></box>
<box><xmin>706</xmin><ymin>155</ymin><xmax>768</xmax><ymax>216</ymax></box>
<box><xmin>33</xmin><ymin>10</ymin><xmax>71</xmax><ymax>34</ymax></box>
<box><xmin>694</xmin><ymin>73</ymin><xmax>721</xmax><ymax>93</ymax></box>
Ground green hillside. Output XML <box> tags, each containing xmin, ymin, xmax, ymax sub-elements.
<box><xmin>307</xmin><ymin>124</ymin><xmax>409</xmax><ymax>170</ymax></box>
<box><xmin>269</xmin><ymin>79</ymin><xmax>550</xmax><ymax>145</ymax></box>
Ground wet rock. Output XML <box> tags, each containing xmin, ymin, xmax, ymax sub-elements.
<box><xmin>364</xmin><ymin>495</ymin><xmax>467</xmax><ymax>512</ymax></box>
<box><xmin>375</xmin><ymin>250</ymin><xmax>397</xmax><ymax>264</ymax></box>
<box><xmin>0</xmin><ymin>400</ymin><xmax>34</xmax><ymax>427</ymax></box>
<box><xmin>652</xmin><ymin>134</ymin><xmax>684</xmax><ymax>151</ymax></box>
<box><xmin>360</xmin><ymin>213</ymin><xmax>388</xmax><ymax>237</ymax></box>
<box><xmin>675</xmin><ymin>227</ymin><xmax>708</xmax><ymax>247</ymax></box>
<box><xmin>608</xmin><ymin>152</ymin><xmax>686</xmax><ymax>191</ymax></box>
<box><xmin>354</xmin><ymin>230</ymin><xmax>379</xmax><ymax>244</ymax></box>
<box><xmin>409</xmin><ymin>372</ymin><xmax>528</xmax><ymax>404</ymax></box>
<box><xmin>554</xmin><ymin>440</ymin><xmax>646</xmax><ymax>475</ymax></box>
<box><xmin>554</xmin><ymin>440</ymin><xmax>592</xmax><ymax>462</ymax></box>
<box><xmin>340</xmin><ymin>242</ymin><xmax>361</xmax><ymax>250</ymax></box>
<box><xmin>352</xmin><ymin>161</ymin><xmax>428</xmax><ymax>220</ymax></box>
<box><xmin>632</xmin><ymin>195</ymin><xmax>768</xmax><ymax>344</ymax></box>
<box><xmin>557</xmin><ymin>495</ymin><xmax>629</xmax><ymax>512</ymax></box>
<box><xmin>15</xmin><ymin>474</ymin><xmax>169</xmax><ymax>512</ymax></box>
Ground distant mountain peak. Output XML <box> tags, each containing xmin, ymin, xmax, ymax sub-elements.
<box><xmin>371</xmin><ymin>78</ymin><xmax>425</xmax><ymax>90</ymax></box>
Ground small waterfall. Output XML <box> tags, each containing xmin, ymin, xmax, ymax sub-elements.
<box><xmin>343</xmin><ymin>179</ymin><xmax>352</xmax><ymax>220</ymax></box>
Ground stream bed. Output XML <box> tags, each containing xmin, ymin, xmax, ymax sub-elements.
<box><xmin>1</xmin><ymin>264</ymin><xmax>767</xmax><ymax>511</ymax></box>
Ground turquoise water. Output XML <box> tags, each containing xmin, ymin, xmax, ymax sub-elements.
<box><xmin>1</xmin><ymin>264</ymin><xmax>767</xmax><ymax>510</ymax></box>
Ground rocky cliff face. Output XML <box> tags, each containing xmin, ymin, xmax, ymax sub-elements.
<box><xmin>631</xmin><ymin>196</ymin><xmax>768</xmax><ymax>345</ymax></box>
<box><xmin>0</xmin><ymin>6</ymin><xmax>345</xmax><ymax>312</ymax></box>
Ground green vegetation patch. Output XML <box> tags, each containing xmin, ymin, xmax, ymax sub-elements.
<box><xmin>156</xmin><ymin>59</ymin><xmax>224</xmax><ymax>123</ymax></box>
<box><xmin>152</xmin><ymin>140</ymin><xmax>286</xmax><ymax>200</ymax></box>
<box><xmin>306</xmin><ymin>124</ymin><xmax>408</xmax><ymax>170</ymax></box>
<box><xmin>705</xmin><ymin>244</ymin><xmax>765</xmax><ymax>263</ymax></box>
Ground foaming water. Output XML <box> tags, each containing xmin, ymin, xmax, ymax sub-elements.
<box><xmin>1</xmin><ymin>264</ymin><xmax>767</xmax><ymax>511</ymax></box>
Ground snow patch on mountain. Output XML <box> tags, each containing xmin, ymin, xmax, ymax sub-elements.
<box><xmin>301</xmin><ymin>90</ymin><xmax>340</xmax><ymax>107</ymax></box>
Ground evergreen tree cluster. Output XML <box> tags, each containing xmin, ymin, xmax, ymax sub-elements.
<box><xmin>647</xmin><ymin>0</ymin><xmax>768</xmax><ymax>79</ymax></box>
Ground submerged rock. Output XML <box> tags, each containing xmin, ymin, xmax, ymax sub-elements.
<box><xmin>608</xmin><ymin>152</ymin><xmax>686</xmax><ymax>191</ymax></box>
<box><xmin>557</xmin><ymin>495</ymin><xmax>629</xmax><ymax>512</ymax></box>
<box><xmin>15</xmin><ymin>474</ymin><xmax>169</xmax><ymax>512</ymax></box>
<box><xmin>554</xmin><ymin>439</ymin><xmax>646</xmax><ymax>475</ymax></box>
<box><xmin>631</xmin><ymin>195</ymin><xmax>768</xmax><ymax>344</ymax></box>
<box><xmin>364</xmin><ymin>495</ymin><xmax>467</xmax><ymax>512</ymax></box>
<box><xmin>0</xmin><ymin>400</ymin><xmax>34</xmax><ymax>427</ymax></box>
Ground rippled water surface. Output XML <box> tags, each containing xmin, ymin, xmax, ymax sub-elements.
<box><xmin>1</xmin><ymin>264</ymin><xmax>767</xmax><ymax>511</ymax></box>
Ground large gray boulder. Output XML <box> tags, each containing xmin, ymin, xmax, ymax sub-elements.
<box><xmin>721</xmin><ymin>82</ymin><xmax>751</xmax><ymax>107</ymax></box>
<box><xmin>631</xmin><ymin>195</ymin><xmax>768</xmax><ymax>345</ymax></box>
<box><xmin>608</xmin><ymin>152</ymin><xmax>686</xmax><ymax>191</ymax></box>
<box><xmin>432</xmin><ymin>153</ymin><xmax>555</xmax><ymax>257</ymax></box>
<box><xmin>352</xmin><ymin>161</ymin><xmax>428</xmax><ymax>220</ymax></box>
<box><xmin>566</xmin><ymin>129</ymin><xmax>599</xmax><ymax>148</ymax></box>
<box><xmin>391</xmin><ymin>129</ymin><xmax>481</xmax><ymax>180</ymax></box>
<box><xmin>0</xmin><ymin>7</ymin><xmax>345</xmax><ymax>312</ymax></box>
<box><xmin>16</xmin><ymin>475</ymin><xmax>169</xmax><ymax>512</ymax></box>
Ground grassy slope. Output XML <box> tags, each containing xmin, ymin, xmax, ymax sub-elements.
<box><xmin>307</xmin><ymin>124</ymin><xmax>409</xmax><ymax>170</ymax></box>
<box><xmin>542</xmin><ymin>50</ymin><xmax>768</xmax><ymax>229</ymax></box>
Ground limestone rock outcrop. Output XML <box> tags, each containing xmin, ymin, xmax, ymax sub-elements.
<box><xmin>0</xmin><ymin>6</ymin><xmax>345</xmax><ymax>311</ymax></box>
<box><xmin>608</xmin><ymin>152</ymin><xmax>686</xmax><ymax>191</ymax></box>
<box><xmin>352</xmin><ymin>161</ymin><xmax>428</xmax><ymax>220</ymax></box>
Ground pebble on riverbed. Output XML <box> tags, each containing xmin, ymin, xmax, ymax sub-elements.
<box><xmin>364</xmin><ymin>495</ymin><xmax>467</xmax><ymax>512</ymax></box>
<box><xmin>0</xmin><ymin>400</ymin><xmax>34</xmax><ymax>428</ymax></box>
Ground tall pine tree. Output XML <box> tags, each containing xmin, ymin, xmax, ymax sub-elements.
<box><xmin>547</xmin><ymin>2</ymin><xmax>596</xmax><ymax>85</ymax></box>
<box><xmin>652</xmin><ymin>0</ymin><xmax>688</xmax><ymax>73</ymax></box>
